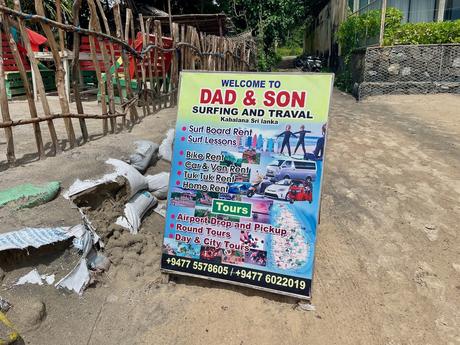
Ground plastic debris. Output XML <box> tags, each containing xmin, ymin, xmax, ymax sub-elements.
<box><xmin>296</xmin><ymin>302</ymin><xmax>316</xmax><ymax>311</ymax></box>
<box><xmin>145</xmin><ymin>172</ymin><xmax>170</xmax><ymax>199</ymax></box>
<box><xmin>159</xmin><ymin>128</ymin><xmax>174</xmax><ymax>162</ymax></box>
<box><xmin>41</xmin><ymin>274</ymin><xmax>55</xmax><ymax>285</ymax></box>
<box><xmin>15</xmin><ymin>269</ymin><xmax>43</xmax><ymax>286</ymax></box>
<box><xmin>0</xmin><ymin>181</ymin><xmax>60</xmax><ymax>209</ymax></box>
<box><xmin>154</xmin><ymin>201</ymin><xmax>167</xmax><ymax>218</ymax></box>
<box><xmin>0</xmin><ymin>225</ymin><xmax>85</xmax><ymax>252</ymax></box>
<box><xmin>14</xmin><ymin>270</ymin><xmax>56</xmax><ymax>287</ymax></box>
<box><xmin>64</xmin><ymin>159</ymin><xmax>147</xmax><ymax>200</ymax></box>
<box><xmin>87</xmin><ymin>251</ymin><xmax>111</xmax><ymax>272</ymax></box>
<box><xmin>0</xmin><ymin>297</ymin><xmax>12</xmax><ymax>313</ymax></box>
<box><xmin>116</xmin><ymin>191</ymin><xmax>158</xmax><ymax>234</ymax></box>
<box><xmin>55</xmin><ymin>259</ymin><xmax>91</xmax><ymax>295</ymax></box>
<box><xmin>129</xmin><ymin>140</ymin><xmax>159</xmax><ymax>172</ymax></box>
<box><xmin>0</xmin><ymin>310</ymin><xmax>20</xmax><ymax>344</ymax></box>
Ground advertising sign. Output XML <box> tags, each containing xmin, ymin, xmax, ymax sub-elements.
<box><xmin>161</xmin><ymin>71</ymin><xmax>333</xmax><ymax>299</ymax></box>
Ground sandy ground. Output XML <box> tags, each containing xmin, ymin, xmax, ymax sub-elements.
<box><xmin>0</xmin><ymin>91</ymin><xmax>459</xmax><ymax>345</ymax></box>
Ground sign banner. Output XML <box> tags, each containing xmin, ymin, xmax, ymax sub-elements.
<box><xmin>161</xmin><ymin>71</ymin><xmax>333</xmax><ymax>299</ymax></box>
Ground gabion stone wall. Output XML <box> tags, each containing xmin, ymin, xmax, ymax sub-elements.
<box><xmin>352</xmin><ymin>44</ymin><xmax>460</xmax><ymax>99</ymax></box>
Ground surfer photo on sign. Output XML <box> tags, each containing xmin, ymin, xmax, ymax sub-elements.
<box><xmin>293</xmin><ymin>125</ymin><xmax>311</xmax><ymax>156</ymax></box>
<box><xmin>277</xmin><ymin>125</ymin><xmax>297</xmax><ymax>156</ymax></box>
<box><xmin>313</xmin><ymin>123</ymin><xmax>327</xmax><ymax>159</ymax></box>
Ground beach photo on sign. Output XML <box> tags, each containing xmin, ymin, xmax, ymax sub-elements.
<box><xmin>245</xmin><ymin>249</ymin><xmax>267</xmax><ymax>267</ymax></box>
<box><xmin>222</xmin><ymin>249</ymin><xmax>245</xmax><ymax>265</ymax></box>
<box><xmin>218</xmin><ymin>192</ymin><xmax>242</xmax><ymax>201</ymax></box>
<box><xmin>162</xmin><ymin>238</ymin><xmax>201</xmax><ymax>259</ymax></box>
<box><xmin>195</xmin><ymin>191</ymin><xmax>219</xmax><ymax>207</ymax></box>
<box><xmin>221</xmin><ymin>151</ymin><xmax>244</xmax><ymax>167</ymax></box>
<box><xmin>200</xmin><ymin>246</ymin><xmax>222</xmax><ymax>263</ymax></box>
<box><xmin>170</xmin><ymin>187</ymin><xmax>196</xmax><ymax>208</ymax></box>
<box><xmin>240</xmin><ymin>229</ymin><xmax>266</xmax><ymax>251</ymax></box>
<box><xmin>242</xmin><ymin>148</ymin><xmax>260</xmax><ymax>164</ymax></box>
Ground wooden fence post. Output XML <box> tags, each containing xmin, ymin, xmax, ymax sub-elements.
<box><xmin>95</xmin><ymin>0</ymin><xmax>123</xmax><ymax>129</ymax></box>
<box><xmin>0</xmin><ymin>25</ymin><xmax>15</xmax><ymax>163</ymax></box>
<box><xmin>35</xmin><ymin>0</ymin><xmax>76</xmax><ymax>148</ymax></box>
<box><xmin>71</xmin><ymin>0</ymin><xmax>89</xmax><ymax>142</ymax></box>
<box><xmin>115</xmin><ymin>6</ymin><xmax>138</xmax><ymax>123</ymax></box>
<box><xmin>171</xmin><ymin>22</ymin><xmax>180</xmax><ymax>105</ymax></box>
<box><xmin>2</xmin><ymin>0</ymin><xmax>45</xmax><ymax>158</ymax></box>
<box><xmin>13</xmin><ymin>0</ymin><xmax>60</xmax><ymax>154</ymax></box>
<box><xmin>145</xmin><ymin>18</ymin><xmax>156</xmax><ymax>111</ymax></box>
<box><xmin>154</xmin><ymin>20</ymin><xmax>167</xmax><ymax>108</ymax></box>
<box><xmin>88</xmin><ymin>0</ymin><xmax>116</xmax><ymax>133</ymax></box>
<box><xmin>129</xmin><ymin>10</ymin><xmax>143</xmax><ymax>115</ymax></box>
<box><xmin>139</xmin><ymin>14</ymin><xmax>150</xmax><ymax>115</ymax></box>
<box><xmin>87</xmin><ymin>17</ymin><xmax>108</xmax><ymax>135</ymax></box>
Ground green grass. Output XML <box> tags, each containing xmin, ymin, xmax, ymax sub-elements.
<box><xmin>277</xmin><ymin>46</ymin><xmax>303</xmax><ymax>57</ymax></box>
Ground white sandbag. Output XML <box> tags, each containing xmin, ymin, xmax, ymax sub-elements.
<box><xmin>129</xmin><ymin>140</ymin><xmax>159</xmax><ymax>172</ymax></box>
<box><xmin>64</xmin><ymin>159</ymin><xmax>147</xmax><ymax>200</ymax></box>
<box><xmin>55</xmin><ymin>259</ymin><xmax>91</xmax><ymax>295</ymax></box>
<box><xmin>159</xmin><ymin>128</ymin><xmax>175</xmax><ymax>162</ymax></box>
<box><xmin>145</xmin><ymin>172</ymin><xmax>170</xmax><ymax>199</ymax></box>
<box><xmin>116</xmin><ymin>191</ymin><xmax>158</xmax><ymax>234</ymax></box>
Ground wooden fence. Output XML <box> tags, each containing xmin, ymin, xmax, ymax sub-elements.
<box><xmin>0</xmin><ymin>0</ymin><xmax>255</xmax><ymax>164</ymax></box>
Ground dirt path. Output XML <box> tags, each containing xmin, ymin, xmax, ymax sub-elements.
<box><xmin>0</xmin><ymin>91</ymin><xmax>459</xmax><ymax>345</ymax></box>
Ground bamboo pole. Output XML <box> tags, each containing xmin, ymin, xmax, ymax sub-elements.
<box><xmin>88</xmin><ymin>26</ymin><xmax>108</xmax><ymax>134</ymax></box>
<box><xmin>71</xmin><ymin>0</ymin><xmax>89</xmax><ymax>142</ymax></box>
<box><xmin>0</xmin><ymin>28</ymin><xmax>15</xmax><ymax>163</ymax></box>
<box><xmin>167</xmin><ymin>0</ymin><xmax>173</xmax><ymax>37</ymax></box>
<box><xmin>139</xmin><ymin>14</ymin><xmax>149</xmax><ymax>115</ymax></box>
<box><xmin>124</xmin><ymin>8</ymin><xmax>139</xmax><ymax>122</ymax></box>
<box><xmin>95</xmin><ymin>0</ymin><xmax>123</xmax><ymax>129</ymax></box>
<box><xmin>154</xmin><ymin>20</ymin><xmax>167</xmax><ymax>108</ymax></box>
<box><xmin>13</xmin><ymin>0</ymin><xmax>60</xmax><ymax>154</ymax></box>
<box><xmin>112</xmin><ymin>2</ymin><xmax>126</xmax><ymax>128</ymax></box>
<box><xmin>130</xmin><ymin>10</ymin><xmax>142</xmax><ymax>117</ymax></box>
<box><xmin>2</xmin><ymin>2</ymin><xmax>45</xmax><ymax>158</ymax></box>
<box><xmin>88</xmin><ymin>0</ymin><xmax>116</xmax><ymax>133</ymax></box>
<box><xmin>180</xmin><ymin>25</ymin><xmax>185</xmax><ymax>71</ymax></box>
<box><xmin>171</xmin><ymin>22</ymin><xmax>180</xmax><ymax>105</ymax></box>
<box><xmin>114</xmin><ymin>4</ymin><xmax>137</xmax><ymax>124</ymax></box>
<box><xmin>151</xmin><ymin>20</ymin><xmax>160</xmax><ymax>111</ymax></box>
<box><xmin>145</xmin><ymin>18</ymin><xmax>156</xmax><ymax>111</ymax></box>
<box><xmin>35</xmin><ymin>0</ymin><xmax>76</xmax><ymax>148</ymax></box>
<box><xmin>56</xmin><ymin>0</ymin><xmax>65</xmax><ymax>52</ymax></box>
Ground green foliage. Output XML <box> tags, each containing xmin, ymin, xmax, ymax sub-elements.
<box><xmin>6</xmin><ymin>0</ymin><xmax>74</xmax><ymax>21</ymax></box>
<box><xmin>338</xmin><ymin>7</ymin><xmax>460</xmax><ymax>54</ymax></box>
<box><xmin>388</xmin><ymin>20</ymin><xmax>460</xmax><ymax>45</ymax></box>
<box><xmin>277</xmin><ymin>45</ymin><xmax>303</xmax><ymax>56</ymax></box>
<box><xmin>277</xmin><ymin>26</ymin><xmax>304</xmax><ymax>56</ymax></box>
<box><xmin>219</xmin><ymin>0</ymin><xmax>307</xmax><ymax>70</ymax></box>
<box><xmin>337</xmin><ymin>7</ymin><xmax>403</xmax><ymax>58</ymax></box>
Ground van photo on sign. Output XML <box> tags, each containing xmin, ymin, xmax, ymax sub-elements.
<box><xmin>266</xmin><ymin>158</ymin><xmax>317</xmax><ymax>181</ymax></box>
